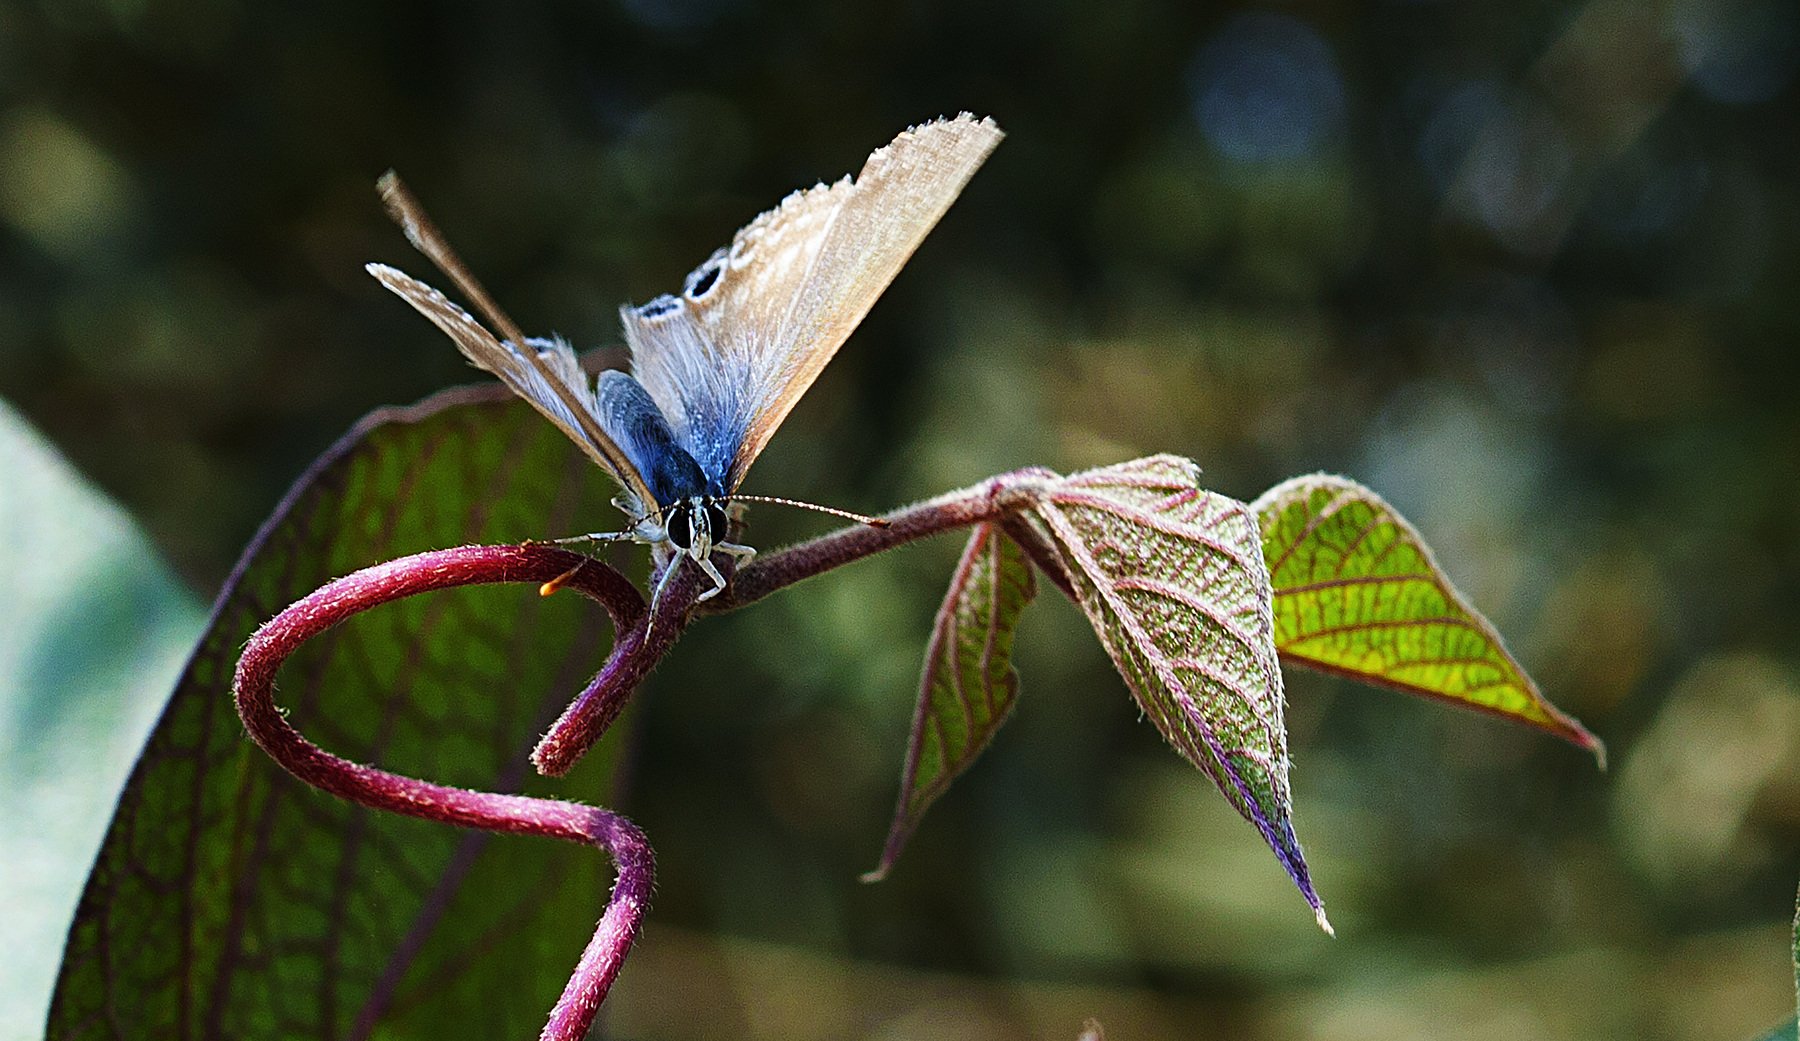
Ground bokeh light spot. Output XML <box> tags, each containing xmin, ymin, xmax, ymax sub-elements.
<box><xmin>1674</xmin><ymin>0</ymin><xmax>1800</xmax><ymax>105</ymax></box>
<box><xmin>0</xmin><ymin>108</ymin><xmax>138</xmax><ymax>260</ymax></box>
<box><xmin>1187</xmin><ymin>13</ymin><xmax>1345</xmax><ymax>165</ymax></box>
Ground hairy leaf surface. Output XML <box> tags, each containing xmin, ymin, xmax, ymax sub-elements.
<box><xmin>1024</xmin><ymin>455</ymin><xmax>1326</xmax><ymax>928</ymax></box>
<box><xmin>1254</xmin><ymin>474</ymin><xmax>1601</xmax><ymax>762</ymax></box>
<box><xmin>866</xmin><ymin>522</ymin><xmax>1034</xmax><ymax>881</ymax></box>
<box><xmin>49</xmin><ymin>386</ymin><xmax>629</xmax><ymax>1040</ymax></box>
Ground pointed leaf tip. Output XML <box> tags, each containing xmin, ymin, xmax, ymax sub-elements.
<box><xmin>1253</xmin><ymin>473</ymin><xmax>1602</xmax><ymax>763</ymax></box>
<box><xmin>1023</xmin><ymin>455</ymin><xmax>1323</xmax><ymax>915</ymax></box>
<box><xmin>870</xmin><ymin>523</ymin><xmax>1035</xmax><ymax>878</ymax></box>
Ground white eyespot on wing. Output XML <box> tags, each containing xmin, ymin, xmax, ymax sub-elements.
<box><xmin>368</xmin><ymin>262</ymin><xmax>658</xmax><ymax>510</ymax></box>
<box><xmin>683</xmin><ymin>248</ymin><xmax>729</xmax><ymax>303</ymax></box>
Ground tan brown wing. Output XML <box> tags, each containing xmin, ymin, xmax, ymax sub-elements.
<box><xmin>731</xmin><ymin>114</ymin><xmax>1001</xmax><ymax>482</ymax></box>
<box><xmin>368</xmin><ymin>262</ymin><xmax>660</xmax><ymax>511</ymax></box>
<box><xmin>620</xmin><ymin>177</ymin><xmax>852</xmax><ymax>486</ymax></box>
<box><xmin>621</xmin><ymin>114</ymin><xmax>1002</xmax><ymax>490</ymax></box>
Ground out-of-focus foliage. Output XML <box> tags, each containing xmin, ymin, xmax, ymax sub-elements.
<box><xmin>1</xmin><ymin>0</ymin><xmax>1797</xmax><ymax>1038</ymax></box>
<box><xmin>0</xmin><ymin>401</ymin><xmax>203</xmax><ymax>1036</ymax></box>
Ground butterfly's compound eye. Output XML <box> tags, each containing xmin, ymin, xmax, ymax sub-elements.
<box><xmin>703</xmin><ymin>501</ymin><xmax>730</xmax><ymax>543</ymax></box>
<box><xmin>663</xmin><ymin>502</ymin><xmax>694</xmax><ymax>551</ymax></box>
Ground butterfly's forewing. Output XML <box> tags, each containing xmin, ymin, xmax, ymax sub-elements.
<box><xmin>369</xmin><ymin>263</ymin><xmax>661</xmax><ymax>512</ymax></box>
<box><xmin>735</xmin><ymin>114</ymin><xmax>1001</xmax><ymax>483</ymax></box>
<box><xmin>621</xmin><ymin>179</ymin><xmax>851</xmax><ymax>487</ymax></box>
<box><xmin>623</xmin><ymin>114</ymin><xmax>1003</xmax><ymax>491</ymax></box>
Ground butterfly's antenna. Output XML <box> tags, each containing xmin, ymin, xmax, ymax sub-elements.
<box><xmin>376</xmin><ymin>171</ymin><xmax>534</xmax><ymax>353</ymax></box>
<box><xmin>730</xmin><ymin>495</ymin><xmax>891</xmax><ymax>528</ymax></box>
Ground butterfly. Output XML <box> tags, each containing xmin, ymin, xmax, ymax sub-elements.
<box><xmin>368</xmin><ymin>114</ymin><xmax>1003</xmax><ymax>609</ymax></box>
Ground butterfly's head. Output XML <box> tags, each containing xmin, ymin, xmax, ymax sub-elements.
<box><xmin>665</xmin><ymin>495</ymin><xmax>731</xmax><ymax>562</ymax></box>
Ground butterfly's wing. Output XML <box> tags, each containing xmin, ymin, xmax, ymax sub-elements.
<box><xmin>736</xmin><ymin>115</ymin><xmax>1002</xmax><ymax>483</ymax></box>
<box><xmin>620</xmin><ymin>172</ymin><xmax>855</xmax><ymax>487</ymax></box>
<box><xmin>368</xmin><ymin>262</ymin><xmax>661</xmax><ymax>513</ymax></box>
<box><xmin>622</xmin><ymin>113</ymin><xmax>1003</xmax><ymax>491</ymax></box>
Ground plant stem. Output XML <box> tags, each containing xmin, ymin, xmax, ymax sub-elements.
<box><xmin>231</xmin><ymin>467</ymin><xmax>1069</xmax><ymax>1037</ymax></box>
<box><xmin>532</xmin><ymin>556</ymin><xmax>703</xmax><ymax>776</ymax></box>
<box><xmin>998</xmin><ymin>512</ymin><xmax>1079</xmax><ymax>601</ymax></box>
<box><xmin>232</xmin><ymin>542</ymin><xmax>654</xmax><ymax>1041</ymax></box>
<box><xmin>705</xmin><ymin>467</ymin><xmax>1058</xmax><ymax>612</ymax></box>
<box><xmin>536</xmin><ymin>467</ymin><xmax>1067</xmax><ymax>769</ymax></box>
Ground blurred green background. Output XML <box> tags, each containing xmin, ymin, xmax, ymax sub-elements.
<box><xmin>2</xmin><ymin>0</ymin><xmax>1798</xmax><ymax>1038</ymax></box>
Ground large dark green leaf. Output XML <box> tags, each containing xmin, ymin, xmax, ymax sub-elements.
<box><xmin>48</xmin><ymin>386</ymin><xmax>633</xmax><ymax>1040</ymax></box>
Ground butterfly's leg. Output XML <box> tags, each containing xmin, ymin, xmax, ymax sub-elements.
<box><xmin>692</xmin><ymin>553</ymin><xmax>729</xmax><ymax>602</ymax></box>
<box><xmin>551</xmin><ymin>495</ymin><xmax>663</xmax><ymax>549</ymax></box>
<box><xmin>645</xmin><ymin>556</ymin><xmax>685</xmax><ymax>634</ymax></box>
<box><xmin>715</xmin><ymin>541</ymin><xmax>756</xmax><ymax>565</ymax></box>
<box><xmin>539</xmin><ymin>531</ymin><xmax>648</xmax><ymax>597</ymax></box>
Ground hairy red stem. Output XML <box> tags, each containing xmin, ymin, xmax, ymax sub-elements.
<box><xmin>705</xmin><ymin>467</ymin><xmax>1058</xmax><ymax>611</ymax></box>
<box><xmin>536</xmin><ymin>469</ymin><xmax>1060</xmax><ymax>769</ymax></box>
<box><xmin>531</xmin><ymin>557</ymin><xmax>702</xmax><ymax>776</ymax></box>
<box><xmin>233</xmin><ymin>468</ymin><xmax>1067</xmax><ymax>1035</ymax></box>
<box><xmin>232</xmin><ymin>542</ymin><xmax>653</xmax><ymax>1041</ymax></box>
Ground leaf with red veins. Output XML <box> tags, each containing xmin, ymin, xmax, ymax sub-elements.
<box><xmin>1023</xmin><ymin>455</ymin><xmax>1328</xmax><ymax>931</ymax></box>
<box><xmin>49</xmin><ymin>385</ymin><xmax>636</xmax><ymax>1040</ymax></box>
<box><xmin>866</xmin><ymin>522</ymin><xmax>1035</xmax><ymax>882</ymax></box>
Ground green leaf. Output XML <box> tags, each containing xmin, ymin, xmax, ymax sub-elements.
<box><xmin>1252</xmin><ymin>474</ymin><xmax>1602</xmax><ymax>763</ymax></box>
<box><xmin>0</xmin><ymin>400</ymin><xmax>207</xmax><ymax>1033</ymax></box>
<box><xmin>865</xmin><ymin>522</ymin><xmax>1035</xmax><ymax>882</ymax></box>
<box><xmin>48</xmin><ymin>386</ymin><xmax>631</xmax><ymax>1040</ymax></box>
<box><xmin>1023</xmin><ymin>455</ymin><xmax>1327</xmax><ymax>930</ymax></box>
<box><xmin>1752</xmin><ymin>1020</ymin><xmax>1798</xmax><ymax>1041</ymax></box>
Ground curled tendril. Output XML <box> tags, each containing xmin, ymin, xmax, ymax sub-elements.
<box><xmin>232</xmin><ymin>542</ymin><xmax>663</xmax><ymax>1041</ymax></box>
<box><xmin>231</xmin><ymin>469</ymin><xmax>1054</xmax><ymax>1038</ymax></box>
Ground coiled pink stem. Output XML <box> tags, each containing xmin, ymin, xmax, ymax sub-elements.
<box><xmin>232</xmin><ymin>542</ymin><xmax>655</xmax><ymax>1041</ymax></box>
